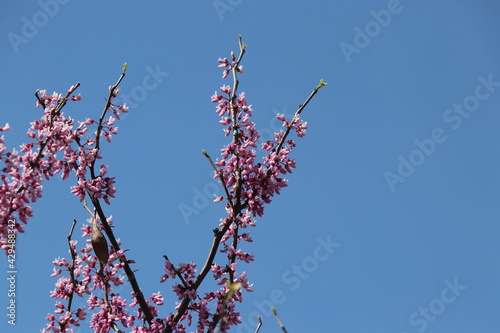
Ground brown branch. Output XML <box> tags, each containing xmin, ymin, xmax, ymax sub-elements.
<box><xmin>272</xmin><ymin>308</ymin><xmax>288</xmax><ymax>333</ymax></box>
<box><xmin>59</xmin><ymin>66</ymin><xmax>153</xmax><ymax>325</ymax></box>
<box><xmin>228</xmin><ymin>223</ymin><xmax>238</xmax><ymax>283</ymax></box>
<box><xmin>90</xmin><ymin>195</ymin><xmax>153</xmax><ymax>324</ymax></box>
<box><xmin>76</xmin><ymin>171</ymin><xmax>154</xmax><ymax>324</ymax></box>
<box><xmin>229</xmin><ymin>35</ymin><xmax>246</xmax><ymax>212</ymax></box>
<box><xmin>254</xmin><ymin>316</ymin><xmax>262</xmax><ymax>333</ymax></box>
<box><xmin>89</xmin><ymin>68</ymin><xmax>125</xmax><ymax>180</ymax></box>
<box><xmin>94</xmin><ymin>69</ymin><xmax>126</xmax><ymax>152</ymax></box>
<box><xmin>162</xmin><ymin>255</ymin><xmax>190</xmax><ymax>290</ymax></box>
<box><xmin>79</xmin><ymin>175</ymin><xmax>153</xmax><ymax>325</ymax></box>
<box><xmin>110</xmin><ymin>322</ymin><xmax>125</xmax><ymax>333</ymax></box>
<box><xmin>274</xmin><ymin>79</ymin><xmax>327</xmax><ymax>154</ymax></box>
<box><xmin>66</xmin><ymin>219</ymin><xmax>78</xmax><ymax>312</ymax></box>
<box><xmin>80</xmin><ymin>65</ymin><xmax>153</xmax><ymax>325</ymax></box>
<box><xmin>202</xmin><ymin>150</ymin><xmax>234</xmax><ymax>210</ymax></box>
<box><xmin>59</xmin><ymin>219</ymin><xmax>78</xmax><ymax>332</ymax></box>
<box><xmin>164</xmin><ymin>219</ymin><xmax>236</xmax><ymax>333</ymax></box>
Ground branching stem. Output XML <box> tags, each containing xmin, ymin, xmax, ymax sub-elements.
<box><xmin>274</xmin><ymin>79</ymin><xmax>326</xmax><ymax>154</ymax></box>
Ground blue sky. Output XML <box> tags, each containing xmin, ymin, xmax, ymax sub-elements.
<box><xmin>1</xmin><ymin>1</ymin><xmax>500</xmax><ymax>332</ymax></box>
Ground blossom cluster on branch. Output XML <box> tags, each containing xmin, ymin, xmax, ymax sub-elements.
<box><xmin>158</xmin><ymin>36</ymin><xmax>324</xmax><ymax>333</ymax></box>
<box><xmin>0</xmin><ymin>81</ymin><xmax>126</xmax><ymax>250</ymax></box>
<box><xmin>43</xmin><ymin>219</ymin><xmax>166</xmax><ymax>333</ymax></box>
<box><xmin>0</xmin><ymin>37</ymin><xmax>325</xmax><ymax>332</ymax></box>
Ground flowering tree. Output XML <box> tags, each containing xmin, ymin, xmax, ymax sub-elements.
<box><xmin>0</xmin><ymin>36</ymin><xmax>326</xmax><ymax>332</ymax></box>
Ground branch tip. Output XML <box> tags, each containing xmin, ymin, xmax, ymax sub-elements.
<box><xmin>316</xmin><ymin>78</ymin><xmax>327</xmax><ymax>90</ymax></box>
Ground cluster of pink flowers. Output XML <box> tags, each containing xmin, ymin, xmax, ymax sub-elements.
<box><xmin>157</xmin><ymin>44</ymin><xmax>308</xmax><ymax>332</ymax></box>
<box><xmin>0</xmin><ymin>85</ymin><xmax>126</xmax><ymax>251</ymax></box>
<box><xmin>159</xmin><ymin>256</ymin><xmax>253</xmax><ymax>332</ymax></box>
<box><xmin>212</xmin><ymin>53</ymin><xmax>307</xmax><ymax>218</ymax></box>
<box><xmin>43</xmin><ymin>220</ymin><xmax>166</xmax><ymax>333</ymax></box>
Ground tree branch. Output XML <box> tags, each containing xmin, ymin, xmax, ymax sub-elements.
<box><xmin>274</xmin><ymin>79</ymin><xmax>327</xmax><ymax>154</ymax></box>
<box><xmin>202</xmin><ymin>150</ymin><xmax>234</xmax><ymax>211</ymax></box>
<box><xmin>164</xmin><ymin>37</ymin><xmax>248</xmax><ymax>333</ymax></box>
<box><xmin>272</xmin><ymin>307</ymin><xmax>288</xmax><ymax>333</ymax></box>
<box><xmin>254</xmin><ymin>316</ymin><xmax>262</xmax><ymax>333</ymax></box>
<box><xmin>58</xmin><ymin>219</ymin><xmax>78</xmax><ymax>332</ymax></box>
<box><xmin>72</xmin><ymin>65</ymin><xmax>154</xmax><ymax>325</ymax></box>
<box><xmin>90</xmin><ymin>195</ymin><xmax>154</xmax><ymax>324</ymax></box>
<box><xmin>164</xmin><ymin>218</ymin><xmax>236</xmax><ymax>333</ymax></box>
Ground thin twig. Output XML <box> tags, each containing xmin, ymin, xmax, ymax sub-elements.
<box><xmin>82</xmin><ymin>198</ymin><xmax>94</xmax><ymax>216</ymax></box>
<box><xmin>229</xmin><ymin>36</ymin><xmax>246</xmax><ymax>212</ymax></box>
<box><xmin>213</xmin><ymin>282</ymin><xmax>241</xmax><ymax>333</ymax></box>
<box><xmin>58</xmin><ymin>218</ymin><xmax>78</xmax><ymax>333</ymax></box>
<box><xmin>272</xmin><ymin>307</ymin><xmax>288</xmax><ymax>333</ymax></box>
<box><xmin>228</xmin><ymin>223</ymin><xmax>238</xmax><ymax>283</ymax></box>
<box><xmin>225</xmin><ymin>36</ymin><xmax>246</xmax><ymax>286</ymax></box>
<box><xmin>66</xmin><ymin>219</ymin><xmax>78</xmax><ymax>313</ymax></box>
<box><xmin>164</xmin><ymin>221</ymin><xmax>235</xmax><ymax>333</ymax></box>
<box><xmin>202</xmin><ymin>150</ymin><xmax>234</xmax><ymax>211</ymax></box>
<box><xmin>254</xmin><ymin>316</ymin><xmax>262</xmax><ymax>333</ymax></box>
<box><xmin>110</xmin><ymin>322</ymin><xmax>125</xmax><ymax>333</ymax></box>
<box><xmin>94</xmin><ymin>69</ymin><xmax>126</xmax><ymax>152</ymax></box>
<box><xmin>274</xmin><ymin>79</ymin><xmax>326</xmax><ymax>154</ymax></box>
<box><xmin>162</xmin><ymin>255</ymin><xmax>190</xmax><ymax>289</ymax></box>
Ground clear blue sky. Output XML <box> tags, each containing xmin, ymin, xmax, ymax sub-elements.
<box><xmin>1</xmin><ymin>1</ymin><xmax>500</xmax><ymax>332</ymax></box>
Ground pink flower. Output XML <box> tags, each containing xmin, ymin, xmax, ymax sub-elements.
<box><xmin>217</xmin><ymin>57</ymin><xmax>230</xmax><ymax>68</ymax></box>
<box><xmin>220</xmin><ymin>85</ymin><xmax>231</xmax><ymax>94</ymax></box>
<box><xmin>150</xmin><ymin>292</ymin><xmax>164</xmax><ymax>305</ymax></box>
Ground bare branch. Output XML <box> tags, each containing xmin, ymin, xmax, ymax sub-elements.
<box><xmin>202</xmin><ymin>150</ymin><xmax>234</xmax><ymax>210</ymax></box>
<box><xmin>272</xmin><ymin>307</ymin><xmax>288</xmax><ymax>333</ymax></box>
<box><xmin>274</xmin><ymin>79</ymin><xmax>327</xmax><ymax>154</ymax></box>
<box><xmin>254</xmin><ymin>316</ymin><xmax>263</xmax><ymax>333</ymax></box>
